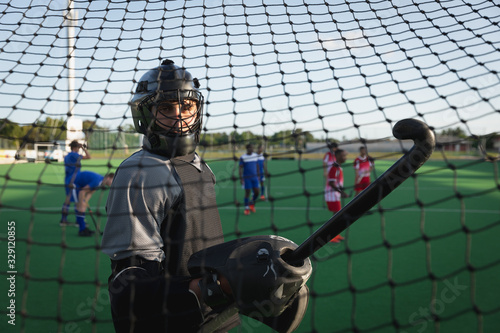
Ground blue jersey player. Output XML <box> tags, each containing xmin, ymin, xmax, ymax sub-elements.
<box><xmin>70</xmin><ymin>171</ymin><xmax>114</xmax><ymax>236</ymax></box>
<box><xmin>60</xmin><ymin>140</ymin><xmax>91</xmax><ymax>226</ymax></box>
<box><xmin>239</xmin><ymin>143</ymin><xmax>260</xmax><ymax>215</ymax></box>
<box><xmin>257</xmin><ymin>144</ymin><xmax>267</xmax><ymax>200</ymax></box>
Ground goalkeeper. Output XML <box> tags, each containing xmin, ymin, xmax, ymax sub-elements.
<box><xmin>101</xmin><ymin>60</ymin><xmax>240</xmax><ymax>332</ymax></box>
<box><xmin>101</xmin><ymin>60</ymin><xmax>310</xmax><ymax>333</ymax></box>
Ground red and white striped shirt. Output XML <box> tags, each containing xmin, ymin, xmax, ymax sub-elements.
<box><xmin>354</xmin><ymin>156</ymin><xmax>373</xmax><ymax>183</ymax></box>
<box><xmin>323</xmin><ymin>151</ymin><xmax>336</xmax><ymax>174</ymax></box>
<box><xmin>325</xmin><ymin>163</ymin><xmax>343</xmax><ymax>202</ymax></box>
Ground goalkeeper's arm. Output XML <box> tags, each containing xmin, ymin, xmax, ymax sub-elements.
<box><xmin>188</xmin><ymin>236</ymin><xmax>312</xmax><ymax>333</ymax></box>
<box><xmin>189</xmin><ymin>274</ymin><xmax>233</xmax><ymax>309</ymax></box>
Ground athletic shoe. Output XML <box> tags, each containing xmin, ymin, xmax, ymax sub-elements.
<box><xmin>330</xmin><ymin>235</ymin><xmax>344</xmax><ymax>243</ymax></box>
<box><xmin>249</xmin><ymin>204</ymin><xmax>256</xmax><ymax>213</ymax></box>
<box><xmin>244</xmin><ymin>209</ymin><xmax>250</xmax><ymax>215</ymax></box>
<box><xmin>260</xmin><ymin>195</ymin><xmax>266</xmax><ymax>200</ymax></box>
<box><xmin>78</xmin><ymin>228</ymin><xmax>95</xmax><ymax>237</ymax></box>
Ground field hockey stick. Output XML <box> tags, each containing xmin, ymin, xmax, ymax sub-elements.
<box><xmin>284</xmin><ymin>118</ymin><xmax>435</xmax><ymax>263</ymax></box>
<box><xmin>197</xmin><ymin>118</ymin><xmax>435</xmax><ymax>333</ymax></box>
<box><xmin>87</xmin><ymin>207</ymin><xmax>103</xmax><ymax>235</ymax></box>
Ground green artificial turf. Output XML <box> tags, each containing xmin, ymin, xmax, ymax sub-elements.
<box><xmin>0</xmin><ymin>157</ymin><xmax>499</xmax><ymax>332</ymax></box>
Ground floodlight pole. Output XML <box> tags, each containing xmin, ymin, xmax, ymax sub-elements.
<box><xmin>64</xmin><ymin>0</ymin><xmax>81</xmax><ymax>149</ymax></box>
<box><xmin>66</xmin><ymin>0</ymin><xmax>76</xmax><ymax>120</ymax></box>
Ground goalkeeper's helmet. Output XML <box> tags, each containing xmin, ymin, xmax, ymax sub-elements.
<box><xmin>131</xmin><ymin>59</ymin><xmax>203</xmax><ymax>157</ymax></box>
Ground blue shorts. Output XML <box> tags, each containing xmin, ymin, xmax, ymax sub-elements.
<box><xmin>244</xmin><ymin>177</ymin><xmax>259</xmax><ymax>190</ymax></box>
<box><xmin>65</xmin><ymin>184</ymin><xmax>76</xmax><ymax>203</ymax></box>
<box><xmin>70</xmin><ymin>188</ymin><xmax>80</xmax><ymax>203</ymax></box>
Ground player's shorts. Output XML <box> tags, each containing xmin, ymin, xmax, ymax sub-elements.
<box><xmin>65</xmin><ymin>183</ymin><xmax>76</xmax><ymax>203</ymax></box>
<box><xmin>355</xmin><ymin>179</ymin><xmax>371</xmax><ymax>192</ymax></box>
<box><xmin>326</xmin><ymin>201</ymin><xmax>341</xmax><ymax>213</ymax></box>
<box><xmin>70</xmin><ymin>188</ymin><xmax>80</xmax><ymax>203</ymax></box>
<box><xmin>243</xmin><ymin>177</ymin><xmax>260</xmax><ymax>190</ymax></box>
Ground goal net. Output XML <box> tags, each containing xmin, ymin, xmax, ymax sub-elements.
<box><xmin>0</xmin><ymin>1</ymin><xmax>499</xmax><ymax>332</ymax></box>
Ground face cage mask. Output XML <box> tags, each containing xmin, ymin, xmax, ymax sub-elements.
<box><xmin>138</xmin><ymin>90</ymin><xmax>203</xmax><ymax>138</ymax></box>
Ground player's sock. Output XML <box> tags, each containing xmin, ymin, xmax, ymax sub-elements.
<box><xmin>252</xmin><ymin>192</ymin><xmax>258</xmax><ymax>203</ymax></box>
<box><xmin>61</xmin><ymin>203</ymin><xmax>70</xmax><ymax>222</ymax></box>
<box><xmin>249</xmin><ymin>200</ymin><xmax>256</xmax><ymax>213</ymax></box>
<box><xmin>244</xmin><ymin>197</ymin><xmax>249</xmax><ymax>209</ymax></box>
<box><xmin>75</xmin><ymin>210</ymin><xmax>86</xmax><ymax>231</ymax></box>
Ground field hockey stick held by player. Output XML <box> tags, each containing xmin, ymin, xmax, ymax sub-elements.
<box><xmin>192</xmin><ymin>118</ymin><xmax>435</xmax><ymax>333</ymax></box>
<box><xmin>87</xmin><ymin>207</ymin><xmax>103</xmax><ymax>235</ymax></box>
<box><xmin>284</xmin><ymin>118</ymin><xmax>435</xmax><ymax>264</ymax></box>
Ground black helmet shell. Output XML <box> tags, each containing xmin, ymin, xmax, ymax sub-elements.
<box><xmin>130</xmin><ymin>59</ymin><xmax>203</xmax><ymax>157</ymax></box>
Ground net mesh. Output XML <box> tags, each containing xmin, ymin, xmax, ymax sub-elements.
<box><xmin>1</xmin><ymin>0</ymin><xmax>499</xmax><ymax>332</ymax></box>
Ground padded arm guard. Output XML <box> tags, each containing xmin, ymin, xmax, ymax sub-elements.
<box><xmin>188</xmin><ymin>235</ymin><xmax>312</xmax><ymax>318</ymax></box>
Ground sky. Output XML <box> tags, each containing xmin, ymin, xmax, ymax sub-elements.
<box><xmin>0</xmin><ymin>0</ymin><xmax>499</xmax><ymax>143</ymax></box>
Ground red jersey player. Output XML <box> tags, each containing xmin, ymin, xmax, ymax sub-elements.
<box><xmin>323</xmin><ymin>140</ymin><xmax>338</xmax><ymax>180</ymax></box>
<box><xmin>353</xmin><ymin>146</ymin><xmax>374</xmax><ymax>195</ymax></box>
<box><xmin>325</xmin><ymin>149</ymin><xmax>350</xmax><ymax>243</ymax></box>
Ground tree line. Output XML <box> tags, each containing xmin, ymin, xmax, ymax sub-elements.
<box><xmin>2</xmin><ymin>118</ymin><xmax>497</xmax><ymax>151</ymax></box>
<box><xmin>199</xmin><ymin>129</ymin><xmax>322</xmax><ymax>149</ymax></box>
<box><xmin>0</xmin><ymin>117</ymin><xmax>325</xmax><ymax>150</ymax></box>
<box><xmin>0</xmin><ymin>117</ymin><xmax>103</xmax><ymax>149</ymax></box>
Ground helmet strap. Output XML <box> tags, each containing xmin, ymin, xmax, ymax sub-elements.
<box><xmin>147</xmin><ymin>133</ymin><xmax>161</xmax><ymax>149</ymax></box>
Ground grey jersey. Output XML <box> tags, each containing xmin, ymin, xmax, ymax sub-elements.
<box><xmin>103</xmin><ymin>149</ymin><xmax>239</xmax><ymax>331</ymax></box>
<box><xmin>102</xmin><ymin>148</ymin><xmax>225</xmax><ymax>263</ymax></box>
<box><xmin>101</xmin><ymin>149</ymin><xmax>183</xmax><ymax>261</ymax></box>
